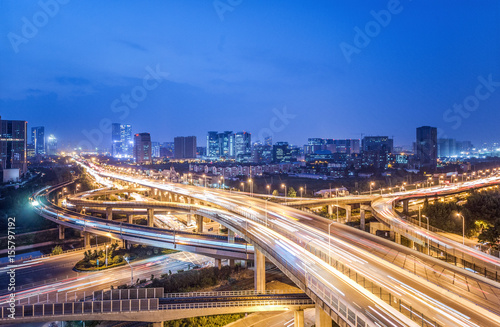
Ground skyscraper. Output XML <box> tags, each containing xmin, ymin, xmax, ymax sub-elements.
<box><xmin>133</xmin><ymin>133</ymin><xmax>152</xmax><ymax>164</ymax></box>
<box><xmin>46</xmin><ymin>134</ymin><xmax>58</xmax><ymax>155</ymax></box>
<box><xmin>218</xmin><ymin>131</ymin><xmax>233</xmax><ymax>158</ymax></box>
<box><xmin>207</xmin><ymin>131</ymin><xmax>219</xmax><ymax>158</ymax></box>
<box><xmin>416</xmin><ymin>126</ymin><xmax>437</xmax><ymax>171</ymax></box>
<box><xmin>1</xmin><ymin>116</ymin><xmax>27</xmax><ymax>181</ymax></box>
<box><xmin>234</xmin><ymin>131</ymin><xmax>251</xmax><ymax>160</ymax></box>
<box><xmin>174</xmin><ymin>136</ymin><xmax>197</xmax><ymax>159</ymax></box>
<box><xmin>112</xmin><ymin>123</ymin><xmax>133</xmax><ymax>158</ymax></box>
<box><xmin>31</xmin><ymin>126</ymin><xmax>45</xmax><ymax>155</ymax></box>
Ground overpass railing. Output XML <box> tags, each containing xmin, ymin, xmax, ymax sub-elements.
<box><xmin>163</xmin><ymin>290</ymin><xmax>304</xmax><ymax>298</ymax></box>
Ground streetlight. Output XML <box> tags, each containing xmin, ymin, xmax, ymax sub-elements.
<box><xmin>418</xmin><ymin>205</ymin><xmax>423</xmax><ymax>227</ymax></box>
<box><xmin>299</xmin><ymin>187</ymin><xmax>303</xmax><ymax>198</ymax></box>
<box><xmin>328</xmin><ymin>221</ymin><xmax>335</xmax><ymax>266</ymax></box>
<box><xmin>124</xmin><ymin>257</ymin><xmax>133</xmax><ymax>285</ymax></box>
<box><xmin>241</xmin><ymin>182</ymin><xmax>245</xmax><ymax>192</ymax></box>
<box><xmin>370</xmin><ymin>182</ymin><xmax>374</xmax><ymax>195</ymax></box>
<box><xmin>281</xmin><ymin>184</ymin><xmax>287</xmax><ymax>202</ymax></box>
<box><xmin>248</xmin><ymin>179</ymin><xmax>253</xmax><ymax>197</ymax></box>
<box><xmin>266</xmin><ymin>184</ymin><xmax>271</xmax><ymax>195</ymax></box>
<box><xmin>105</xmin><ymin>245</ymin><xmax>109</xmax><ymax>267</ymax></box>
<box><xmin>202</xmin><ymin>174</ymin><xmax>207</xmax><ymax>187</ymax></box>
<box><xmin>422</xmin><ymin>215</ymin><xmax>430</xmax><ymax>255</ymax></box>
<box><xmin>457</xmin><ymin>213</ymin><xmax>465</xmax><ymax>245</ymax></box>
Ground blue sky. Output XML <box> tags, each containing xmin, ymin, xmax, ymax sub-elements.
<box><xmin>1</xmin><ymin>0</ymin><xmax>499</xmax><ymax>150</ymax></box>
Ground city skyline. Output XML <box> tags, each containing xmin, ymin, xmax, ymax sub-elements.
<box><xmin>1</xmin><ymin>1</ymin><xmax>500</xmax><ymax>148</ymax></box>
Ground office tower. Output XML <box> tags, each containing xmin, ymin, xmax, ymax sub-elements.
<box><xmin>218</xmin><ymin>131</ymin><xmax>233</xmax><ymax>158</ymax></box>
<box><xmin>112</xmin><ymin>123</ymin><xmax>133</xmax><ymax>158</ymax></box>
<box><xmin>26</xmin><ymin>143</ymin><xmax>35</xmax><ymax>159</ymax></box>
<box><xmin>438</xmin><ymin>138</ymin><xmax>458</xmax><ymax>157</ymax></box>
<box><xmin>207</xmin><ymin>131</ymin><xmax>219</xmax><ymax>158</ymax></box>
<box><xmin>362</xmin><ymin>136</ymin><xmax>393</xmax><ymax>153</ymax></box>
<box><xmin>46</xmin><ymin>134</ymin><xmax>58</xmax><ymax>155</ymax></box>
<box><xmin>160</xmin><ymin>142</ymin><xmax>174</xmax><ymax>158</ymax></box>
<box><xmin>416</xmin><ymin>126</ymin><xmax>437</xmax><ymax>171</ymax></box>
<box><xmin>273</xmin><ymin>142</ymin><xmax>291</xmax><ymax>163</ymax></box>
<box><xmin>151</xmin><ymin>141</ymin><xmax>160</xmax><ymax>158</ymax></box>
<box><xmin>31</xmin><ymin>126</ymin><xmax>45</xmax><ymax>155</ymax></box>
<box><xmin>1</xmin><ymin>116</ymin><xmax>27</xmax><ymax>181</ymax></box>
<box><xmin>264</xmin><ymin>136</ymin><xmax>272</xmax><ymax>147</ymax></box>
<box><xmin>133</xmin><ymin>133</ymin><xmax>152</xmax><ymax>164</ymax></box>
<box><xmin>174</xmin><ymin>136</ymin><xmax>197</xmax><ymax>159</ymax></box>
<box><xmin>234</xmin><ymin>131</ymin><xmax>251</xmax><ymax>159</ymax></box>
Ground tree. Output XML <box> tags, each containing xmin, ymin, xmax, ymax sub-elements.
<box><xmin>478</xmin><ymin>223</ymin><xmax>500</xmax><ymax>250</ymax></box>
<box><xmin>272</xmin><ymin>190</ymin><xmax>279</xmax><ymax>196</ymax></box>
<box><xmin>51</xmin><ymin>246</ymin><xmax>63</xmax><ymax>255</ymax></box>
<box><xmin>288</xmin><ymin>187</ymin><xmax>297</xmax><ymax>198</ymax></box>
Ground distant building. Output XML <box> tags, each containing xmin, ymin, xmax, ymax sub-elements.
<box><xmin>207</xmin><ymin>131</ymin><xmax>219</xmax><ymax>158</ymax></box>
<box><xmin>197</xmin><ymin>146</ymin><xmax>206</xmax><ymax>157</ymax></box>
<box><xmin>273</xmin><ymin>142</ymin><xmax>292</xmax><ymax>163</ymax></box>
<box><xmin>160</xmin><ymin>142</ymin><xmax>174</xmax><ymax>158</ymax></box>
<box><xmin>416</xmin><ymin>126</ymin><xmax>437</xmax><ymax>171</ymax></box>
<box><xmin>264</xmin><ymin>136</ymin><xmax>272</xmax><ymax>147</ymax></box>
<box><xmin>151</xmin><ymin>141</ymin><xmax>160</xmax><ymax>158</ymax></box>
<box><xmin>26</xmin><ymin>143</ymin><xmax>35</xmax><ymax>159</ymax></box>
<box><xmin>218</xmin><ymin>131</ymin><xmax>233</xmax><ymax>158</ymax></box>
<box><xmin>112</xmin><ymin>123</ymin><xmax>133</xmax><ymax>158</ymax></box>
<box><xmin>46</xmin><ymin>134</ymin><xmax>58</xmax><ymax>155</ymax></box>
<box><xmin>31</xmin><ymin>126</ymin><xmax>45</xmax><ymax>155</ymax></box>
<box><xmin>362</xmin><ymin>136</ymin><xmax>393</xmax><ymax>153</ymax></box>
<box><xmin>1</xmin><ymin>116</ymin><xmax>27</xmax><ymax>181</ymax></box>
<box><xmin>133</xmin><ymin>133</ymin><xmax>152</xmax><ymax>164</ymax></box>
<box><xmin>174</xmin><ymin>136</ymin><xmax>197</xmax><ymax>159</ymax></box>
<box><xmin>234</xmin><ymin>131</ymin><xmax>251</xmax><ymax>160</ymax></box>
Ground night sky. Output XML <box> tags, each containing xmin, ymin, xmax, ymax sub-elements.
<box><xmin>1</xmin><ymin>0</ymin><xmax>499</xmax><ymax>150</ymax></box>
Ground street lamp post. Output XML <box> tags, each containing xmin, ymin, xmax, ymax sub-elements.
<box><xmin>328</xmin><ymin>221</ymin><xmax>334</xmax><ymax>266</ymax></box>
<box><xmin>124</xmin><ymin>257</ymin><xmax>133</xmax><ymax>285</ymax></box>
<box><xmin>105</xmin><ymin>245</ymin><xmax>109</xmax><ymax>267</ymax></box>
<box><xmin>267</xmin><ymin>185</ymin><xmax>271</xmax><ymax>195</ymax></box>
<box><xmin>241</xmin><ymin>182</ymin><xmax>244</xmax><ymax>193</ymax></box>
<box><xmin>300</xmin><ymin>187</ymin><xmax>303</xmax><ymax>198</ymax></box>
<box><xmin>370</xmin><ymin>182</ymin><xmax>374</xmax><ymax>195</ymax></box>
<box><xmin>423</xmin><ymin>215</ymin><xmax>430</xmax><ymax>255</ymax></box>
<box><xmin>457</xmin><ymin>213</ymin><xmax>465</xmax><ymax>245</ymax></box>
<box><xmin>282</xmin><ymin>184</ymin><xmax>287</xmax><ymax>202</ymax></box>
<box><xmin>249</xmin><ymin>179</ymin><xmax>253</xmax><ymax>197</ymax></box>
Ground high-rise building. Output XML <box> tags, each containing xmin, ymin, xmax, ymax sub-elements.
<box><xmin>160</xmin><ymin>142</ymin><xmax>174</xmax><ymax>158</ymax></box>
<box><xmin>112</xmin><ymin>123</ymin><xmax>133</xmax><ymax>158</ymax></box>
<box><xmin>362</xmin><ymin>136</ymin><xmax>393</xmax><ymax>153</ymax></box>
<box><xmin>174</xmin><ymin>136</ymin><xmax>197</xmax><ymax>159</ymax></box>
<box><xmin>207</xmin><ymin>131</ymin><xmax>219</xmax><ymax>158</ymax></box>
<box><xmin>133</xmin><ymin>133</ymin><xmax>152</xmax><ymax>164</ymax></box>
<box><xmin>438</xmin><ymin>138</ymin><xmax>457</xmax><ymax>157</ymax></box>
<box><xmin>151</xmin><ymin>141</ymin><xmax>160</xmax><ymax>158</ymax></box>
<box><xmin>1</xmin><ymin>116</ymin><xmax>27</xmax><ymax>181</ymax></box>
<box><xmin>31</xmin><ymin>126</ymin><xmax>45</xmax><ymax>155</ymax></box>
<box><xmin>416</xmin><ymin>126</ymin><xmax>437</xmax><ymax>171</ymax></box>
<box><xmin>218</xmin><ymin>131</ymin><xmax>233</xmax><ymax>158</ymax></box>
<box><xmin>234</xmin><ymin>131</ymin><xmax>251</xmax><ymax>160</ymax></box>
<box><xmin>273</xmin><ymin>142</ymin><xmax>291</xmax><ymax>163</ymax></box>
<box><xmin>264</xmin><ymin>136</ymin><xmax>272</xmax><ymax>147</ymax></box>
<box><xmin>46</xmin><ymin>134</ymin><xmax>58</xmax><ymax>155</ymax></box>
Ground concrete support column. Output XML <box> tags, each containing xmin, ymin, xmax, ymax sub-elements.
<box><xmin>315</xmin><ymin>304</ymin><xmax>332</xmax><ymax>327</ymax></box>
<box><xmin>187</xmin><ymin>213</ymin><xmax>192</xmax><ymax>226</ymax></box>
<box><xmin>394</xmin><ymin>232</ymin><xmax>401</xmax><ymax>244</ymax></box>
<box><xmin>196</xmin><ymin>215</ymin><xmax>204</xmax><ymax>233</ymax></box>
<box><xmin>76</xmin><ymin>205</ymin><xmax>83</xmax><ymax>213</ymax></box>
<box><xmin>254</xmin><ymin>249</ymin><xmax>266</xmax><ymax>291</ymax></box>
<box><xmin>215</xmin><ymin>258</ymin><xmax>222</xmax><ymax>269</ymax></box>
<box><xmin>409</xmin><ymin>239</ymin><xmax>415</xmax><ymax>250</ymax></box>
<box><xmin>147</xmin><ymin>208</ymin><xmax>155</xmax><ymax>227</ymax></box>
<box><xmin>127</xmin><ymin>214</ymin><xmax>133</xmax><ymax>224</ymax></box>
<box><xmin>58</xmin><ymin>225</ymin><xmax>65</xmax><ymax>240</ymax></box>
<box><xmin>228</xmin><ymin>230</ymin><xmax>235</xmax><ymax>243</ymax></box>
<box><xmin>294</xmin><ymin>309</ymin><xmax>305</xmax><ymax>327</ymax></box>
<box><xmin>152</xmin><ymin>322</ymin><xmax>163</xmax><ymax>327</ymax></box>
<box><xmin>360</xmin><ymin>209</ymin><xmax>365</xmax><ymax>230</ymax></box>
<box><xmin>187</xmin><ymin>197</ymin><xmax>191</xmax><ymax>204</ymax></box>
<box><xmin>83</xmin><ymin>232</ymin><xmax>91</xmax><ymax>248</ymax></box>
<box><xmin>402</xmin><ymin>200</ymin><xmax>409</xmax><ymax>213</ymax></box>
<box><xmin>328</xmin><ymin>205</ymin><xmax>333</xmax><ymax>216</ymax></box>
<box><xmin>345</xmin><ymin>205</ymin><xmax>352</xmax><ymax>222</ymax></box>
<box><xmin>106</xmin><ymin>207</ymin><xmax>113</xmax><ymax>221</ymax></box>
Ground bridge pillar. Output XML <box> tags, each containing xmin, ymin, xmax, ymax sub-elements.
<box><xmin>409</xmin><ymin>239</ymin><xmax>415</xmax><ymax>249</ymax></box>
<box><xmin>228</xmin><ymin>230</ymin><xmax>235</xmax><ymax>266</ymax></box>
<box><xmin>152</xmin><ymin>322</ymin><xmax>163</xmax><ymax>327</ymax></box>
<box><xmin>327</xmin><ymin>205</ymin><xmax>333</xmax><ymax>217</ymax></box>
<box><xmin>394</xmin><ymin>232</ymin><xmax>401</xmax><ymax>244</ymax></box>
<box><xmin>76</xmin><ymin>205</ymin><xmax>83</xmax><ymax>213</ymax></box>
<box><xmin>402</xmin><ymin>199</ymin><xmax>409</xmax><ymax>213</ymax></box>
<box><xmin>196</xmin><ymin>215</ymin><xmax>204</xmax><ymax>233</ymax></box>
<box><xmin>58</xmin><ymin>225</ymin><xmax>65</xmax><ymax>240</ymax></box>
<box><xmin>315</xmin><ymin>304</ymin><xmax>332</xmax><ymax>327</ymax></box>
<box><xmin>345</xmin><ymin>205</ymin><xmax>352</xmax><ymax>222</ymax></box>
<box><xmin>106</xmin><ymin>207</ymin><xmax>113</xmax><ymax>220</ymax></box>
<box><xmin>360</xmin><ymin>209</ymin><xmax>365</xmax><ymax>230</ymax></box>
<box><xmin>215</xmin><ymin>258</ymin><xmax>222</xmax><ymax>269</ymax></box>
<box><xmin>294</xmin><ymin>309</ymin><xmax>305</xmax><ymax>327</ymax></box>
<box><xmin>254</xmin><ymin>249</ymin><xmax>266</xmax><ymax>291</ymax></box>
<box><xmin>127</xmin><ymin>214</ymin><xmax>133</xmax><ymax>224</ymax></box>
<box><xmin>83</xmin><ymin>232</ymin><xmax>91</xmax><ymax>248</ymax></box>
<box><xmin>187</xmin><ymin>213</ymin><xmax>192</xmax><ymax>226</ymax></box>
<box><xmin>148</xmin><ymin>208</ymin><xmax>155</xmax><ymax>227</ymax></box>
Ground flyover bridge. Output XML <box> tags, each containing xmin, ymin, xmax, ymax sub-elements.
<box><xmin>76</xmin><ymin>161</ymin><xmax>500</xmax><ymax>327</ymax></box>
<box><xmin>0</xmin><ymin>290</ymin><xmax>313</xmax><ymax>325</ymax></box>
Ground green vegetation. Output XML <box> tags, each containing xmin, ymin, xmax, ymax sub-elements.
<box><xmin>272</xmin><ymin>190</ymin><xmax>279</xmax><ymax>196</ymax></box>
<box><xmin>422</xmin><ymin>188</ymin><xmax>500</xmax><ymax>249</ymax></box>
<box><xmin>288</xmin><ymin>187</ymin><xmax>297</xmax><ymax>197</ymax></box>
<box><xmin>150</xmin><ymin>265</ymin><xmax>242</xmax><ymax>293</ymax></box>
<box><xmin>162</xmin><ymin>313</ymin><xmax>245</xmax><ymax>327</ymax></box>
<box><xmin>51</xmin><ymin>245</ymin><xmax>63</xmax><ymax>255</ymax></box>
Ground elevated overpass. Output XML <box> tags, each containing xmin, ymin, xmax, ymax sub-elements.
<box><xmin>72</xmin><ymin>161</ymin><xmax>500</xmax><ymax>327</ymax></box>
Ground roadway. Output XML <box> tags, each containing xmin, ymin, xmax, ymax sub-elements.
<box><xmin>86</xmin><ymin>162</ymin><xmax>500</xmax><ymax>327</ymax></box>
